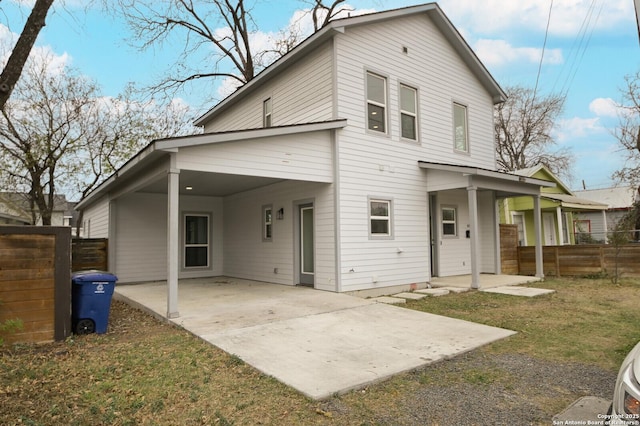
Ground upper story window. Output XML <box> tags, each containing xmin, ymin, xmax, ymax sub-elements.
<box><xmin>400</xmin><ymin>84</ymin><xmax>418</xmax><ymax>140</ymax></box>
<box><xmin>453</xmin><ymin>102</ymin><xmax>468</xmax><ymax>152</ymax></box>
<box><xmin>366</xmin><ymin>72</ymin><xmax>387</xmax><ymax>133</ymax></box>
<box><xmin>263</xmin><ymin>97</ymin><xmax>272</xmax><ymax>128</ymax></box>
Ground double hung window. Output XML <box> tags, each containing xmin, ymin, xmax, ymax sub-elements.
<box><xmin>453</xmin><ymin>103</ymin><xmax>468</xmax><ymax>152</ymax></box>
<box><xmin>184</xmin><ymin>214</ymin><xmax>209</xmax><ymax>268</ymax></box>
<box><xmin>400</xmin><ymin>84</ymin><xmax>418</xmax><ymax>140</ymax></box>
<box><xmin>367</xmin><ymin>72</ymin><xmax>387</xmax><ymax>133</ymax></box>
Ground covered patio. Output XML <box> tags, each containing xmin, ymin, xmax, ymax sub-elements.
<box><xmin>113</xmin><ymin>277</ymin><xmax>516</xmax><ymax>400</ymax></box>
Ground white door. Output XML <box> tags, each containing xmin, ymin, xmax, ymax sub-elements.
<box><xmin>543</xmin><ymin>213</ymin><xmax>557</xmax><ymax>245</ymax></box>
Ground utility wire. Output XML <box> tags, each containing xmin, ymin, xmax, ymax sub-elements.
<box><xmin>533</xmin><ymin>0</ymin><xmax>554</xmax><ymax>101</ymax></box>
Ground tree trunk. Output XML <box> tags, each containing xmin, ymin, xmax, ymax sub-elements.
<box><xmin>0</xmin><ymin>0</ymin><xmax>55</xmax><ymax>110</ymax></box>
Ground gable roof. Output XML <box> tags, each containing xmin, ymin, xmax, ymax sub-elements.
<box><xmin>194</xmin><ymin>2</ymin><xmax>506</xmax><ymax>127</ymax></box>
<box><xmin>513</xmin><ymin>164</ymin><xmax>573</xmax><ymax>195</ymax></box>
<box><xmin>574</xmin><ymin>186</ymin><xmax>640</xmax><ymax>209</ymax></box>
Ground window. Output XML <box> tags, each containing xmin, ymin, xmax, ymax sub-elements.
<box><xmin>453</xmin><ymin>103</ymin><xmax>468</xmax><ymax>152</ymax></box>
<box><xmin>369</xmin><ymin>199</ymin><xmax>391</xmax><ymax>237</ymax></box>
<box><xmin>263</xmin><ymin>205</ymin><xmax>273</xmax><ymax>241</ymax></box>
<box><xmin>367</xmin><ymin>72</ymin><xmax>386</xmax><ymax>133</ymax></box>
<box><xmin>442</xmin><ymin>206</ymin><xmax>457</xmax><ymax>237</ymax></box>
<box><xmin>263</xmin><ymin>98</ymin><xmax>272</xmax><ymax>127</ymax></box>
<box><xmin>184</xmin><ymin>214</ymin><xmax>209</xmax><ymax>268</ymax></box>
<box><xmin>400</xmin><ymin>84</ymin><xmax>417</xmax><ymax>140</ymax></box>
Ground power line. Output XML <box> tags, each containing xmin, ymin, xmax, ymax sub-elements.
<box><xmin>534</xmin><ymin>0</ymin><xmax>554</xmax><ymax>100</ymax></box>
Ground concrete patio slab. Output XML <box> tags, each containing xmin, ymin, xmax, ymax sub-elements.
<box><xmin>480</xmin><ymin>286</ymin><xmax>555</xmax><ymax>297</ymax></box>
<box><xmin>415</xmin><ymin>288</ymin><xmax>451</xmax><ymax>296</ymax></box>
<box><xmin>431</xmin><ymin>274</ymin><xmax>542</xmax><ymax>289</ymax></box>
<box><xmin>392</xmin><ymin>292</ymin><xmax>427</xmax><ymax>300</ymax></box>
<box><xmin>370</xmin><ymin>296</ymin><xmax>406</xmax><ymax>305</ymax></box>
<box><xmin>114</xmin><ymin>278</ymin><xmax>516</xmax><ymax>400</ymax></box>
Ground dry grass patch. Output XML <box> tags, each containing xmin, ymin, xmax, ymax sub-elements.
<box><xmin>0</xmin><ymin>277</ymin><xmax>637</xmax><ymax>425</ymax></box>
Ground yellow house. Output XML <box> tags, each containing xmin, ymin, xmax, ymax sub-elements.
<box><xmin>500</xmin><ymin>165</ymin><xmax>607</xmax><ymax>246</ymax></box>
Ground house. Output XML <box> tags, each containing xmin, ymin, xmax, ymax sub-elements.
<box><xmin>573</xmin><ymin>186</ymin><xmax>640</xmax><ymax>243</ymax></box>
<box><xmin>0</xmin><ymin>192</ymin><xmax>73</xmax><ymax>227</ymax></box>
<box><xmin>500</xmin><ymin>165</ymin><xmax>608</xmax><ymax>246</ymax></box>
<box><xmin>76</xmin><ymin>3</ymin><xmax>552</xmax><ymax>318</ymax></box>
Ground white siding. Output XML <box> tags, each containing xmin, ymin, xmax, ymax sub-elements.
<box><xmin>202</xmin><ymin>42</ymin><xmax>334</xmax><ymax>132</ymax></box>
<box><xmin>83</xmin><ymin>195</ymin><xmax>110</xmax><ymax>238</ymax></box>
<box><xmin>478</xmin><ymin>190</ymin><xmax>497</xmax><ymax>273</ymax></box>
<box><xmin>335</xmin><ymin>14</ymin><xmax>497</xmax><ymax>169</ymax></box>
<box><xmin>113</xmin><ymin>192</ymin><xmax>224</xmax><ymax>283</ymax></box>
<box><xmin>176</xmin><ymin>132</ymin><xmax>333</xmax><ymax>183</ymax></box>
<box><xmin>223</xmin><ymin>180</ymin><xmax>336</xmax><ymax>291</ymax></box>
<box><xmin>435</xmin><ymin>190</ymin><xmax>471</xmax><ymax>276</ymax></box>
<box><xmin>329</xmin><ymin>13</ymin><xmax>498</xmax><ymax>291</ymax></box>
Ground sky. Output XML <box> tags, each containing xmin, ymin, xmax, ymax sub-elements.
<box><xmin>2</xmin><ymin>0</ymin><xmax>640</xmax><ymax>191</ymax></box>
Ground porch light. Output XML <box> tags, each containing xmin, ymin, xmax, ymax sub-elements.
<box><xmin>277</xmin><ymin>208</ymin><xmax>284</xmax><ymax>220</ymax></box>
<box><xmin>185</xmin><ymin>186</ymin><xmax>193</xmax><ymax>191</ymax></box>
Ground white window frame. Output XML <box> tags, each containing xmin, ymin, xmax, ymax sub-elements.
<box><xmin>366</xmin><ymin>71</ymin><xmax>387</xmax><ymax>133</ymax></box>
<box><xmin>263</xmin><ymin>97</ymin><xmax>272</xmax><ymax>128</ymax></box>
<box><xmin>442</xmin><ymin>206</ymin><xmax>457</xmax><ymax>237</ymax></box>
<box><xmin>453</xmin><ymin>102</ymin><xmax>469</xmax><ymax>153</ymax></box>
<box><xmin>262</xmin><ymin>204</ymin><xmax>273</xmax><ymax>242</ymax></box>
<box><xmin>511</xmin><ymin>212</ymin><xmax>527</xmax><ymax>246</ymax></box>
<box><xmin>400</xmin><ymin>84</ymin><xmax>418</xmax><ymax>141</ymax></box>
<box><xmin>369</xmin><ymin>198</ymin><xmax>393</xmax><ymax>239</ymax></box>
<box><xmin>184</xmin><ymin>213</ymin><xmax>210</xmax><ymax>269</ymax></box>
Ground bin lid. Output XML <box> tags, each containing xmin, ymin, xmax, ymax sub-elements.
<box><xmin>72</xmin><ymin>270</ymin><xmax>118</xmax><ymax>282</ymax></box>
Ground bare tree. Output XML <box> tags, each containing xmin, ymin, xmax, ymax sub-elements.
<box><xmin>613</xmin><ymin>71</ymin><xmax>640</xmax><ymax>186</ymax></box>
<box><xmin>0</xmin><ymin>0</ymin><xmax>55</xmax><ymax>110</ymax></box>
<box><xmin>0</xmin><ymin>54</ymin><xmax>199</xmax><ymax>226</ymax></box>
<box><xmin>0</xmin><ymin>54</ymin><xmax>98</xmax><ymax>225</ymax></box>
<box><xmin>115</xmin><ymin>0</ymin><xmax>353</xmax><ymax>100</ymax></box>
<box><xmin>495</xmin><ymin>85</ymin><xmax>572</xmax><ymax>179</ymax></box>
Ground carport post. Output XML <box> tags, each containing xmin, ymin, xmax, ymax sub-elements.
<box><xmin>467</xmin><ymin>185</ymin><xmax>480</xmax><ymax>289</ymax></box>
<box><xmin>167</xmin><ymin>161</ymin><xmax>180</xmax><ymax>319</ymax></box>
<box><xmin>533</xmin><ymin>195</ymin><xmax>544</xmax><ymax>279</ymax></box>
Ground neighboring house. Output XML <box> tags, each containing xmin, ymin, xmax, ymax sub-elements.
<box><xmin>501</xmin><ymin>165</ymin><xmax>608</xmax><ymax>246</ymax></box>
<box><xmin>573</xmin><ymin>186</ymin><xmax>640</xmax><ymax>243</ymax></box>
<box><xmin>0</xmin><ymin>192</ymin><xmax>72</xmax><ymax>227</ymax></box>
<box><xmin>76</xmin><ymin>3</ymin><xmax>552</xmax><ymax>318</ymax></box>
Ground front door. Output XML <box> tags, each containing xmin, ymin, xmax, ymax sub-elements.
<box><xmin>299</xmin><ymin>204</ymin><xmax>314</xmax><ymax>286</ymax></box>
<box><xmin>543</xmin><ymin>212</ymin><xmax>557</xmax><ymax>245</ymax></box>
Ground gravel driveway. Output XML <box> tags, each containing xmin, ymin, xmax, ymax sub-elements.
<box><xmin>320</xmin><ymin>350</ymin><xmax>616</xmax><ymax>425</ymax></box>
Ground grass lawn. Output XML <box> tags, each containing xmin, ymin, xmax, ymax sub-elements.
<box><xmin>1</xmin><ymin>277</ymin><xmax>639</xmax><ymax>425</ymax></box>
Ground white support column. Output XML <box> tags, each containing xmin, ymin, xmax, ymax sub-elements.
<box><xmin>556</xmin><ymin>206</ymin><xmax>564</xmax><ymax>245</ymax></box>
<box><xmin>167</xmin><ymin>156</ymin><xmax>180</xmax><ymax>319</ymax></box>
<box><xmin>533</xmin><ymin>195</ymin><xmax>544</xmax><ymax>279</ymax></box>
<box><xmin>467</xmin><ymin>185</ymin><xmax>480</xmax><ymax>289</ymax></box>
<box><xmin>493</xmin><ymin>194</ymin><xmax>501</xmax><ymax>275</ymax></box>
<box><xmin>602</xmin><ymin>210</ymin><xmax>608</xmax><ymax>244</ymax></box>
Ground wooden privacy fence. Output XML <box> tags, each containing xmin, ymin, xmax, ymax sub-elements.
<box><xmin>72</xmin><ymin>238</ymin><xmax>108</xmax><ymax>271</ymax></box>
<box><xmin>0</xmin><ymin>227</ymin><xmax>71</xmax><ymax>344</ymax></box>
<box><xmin>500</xmin><ymin>224</ymin><xmax>519</xmax><ymax>275</ymax></box>
<box><xmin>517</xmin><ymin>244</ymin><xmax>640</xmax><ymax>277</ymax></box>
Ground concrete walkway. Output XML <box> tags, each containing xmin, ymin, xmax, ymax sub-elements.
<box><xmin>114</xmin><ymin>277</ymin><xmax>515</xmax><ymax>400</ymax></box>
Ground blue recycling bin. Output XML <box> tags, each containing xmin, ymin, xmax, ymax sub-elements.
<box><xmin>71</xmin><ymin>270</ymin><xmax>117</xmax><ymax>335</ymax></box>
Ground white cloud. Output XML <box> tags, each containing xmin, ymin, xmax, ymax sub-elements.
<box><xmin>473</xmin><ymin>39</ymin><xmax>563</xmax><ymax>68</ymax></box>
<box><xmin>439</xmin><ymin>0</ymin><xmax>633</xmax><ymax>37</ymax></box>
<box><xmin>554</xmin><ymin>116</ymin><xmax>605</xmax><ymax>142</ymax></box>
<box><xmin>0</xmin><ymin>23</ymin><xmax>71</xmax><ymax>75</ymax></box>
<box><xmin>589</xmin><ymin>97</ymin><xmax>622</xmax><ymax>118</ymax></box>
